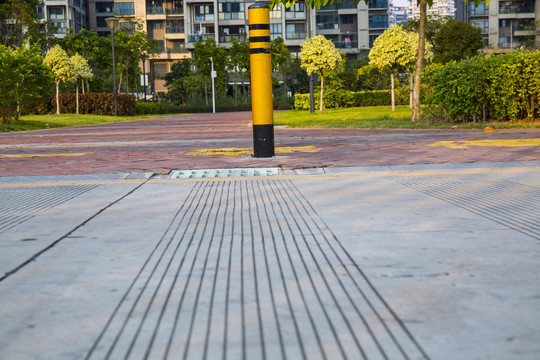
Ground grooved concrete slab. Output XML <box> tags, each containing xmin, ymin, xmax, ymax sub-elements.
<box><xmin>0</xmin><ymin>165</ymin><xmax>539</xmax><ymax>360</ymax></box>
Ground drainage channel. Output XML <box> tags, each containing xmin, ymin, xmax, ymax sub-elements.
<box><xmin>170</xmin><ymin>168</ymin><xmax>281</xmax><ymax>179</ymax></box>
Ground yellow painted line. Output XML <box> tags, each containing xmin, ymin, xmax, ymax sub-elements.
<box><xmin>0</xmin><ymin>152</ymin><xmax>95</xmax><ymax>158</ymax></box>
<box><xmin>428</xmin><ymin>139</ymin><xmax>540</xmax><ymax>149</ymax></box>
<box><xmin>187</xmin><ymin>146</ymin><xmax>320</xmax><ymax>156</ymax></box>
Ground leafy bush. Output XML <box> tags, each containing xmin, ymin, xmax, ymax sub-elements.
<box><xmin>135</xmin><ymin>102</ymin><xmax>169</xmax><ymax>114</ymax></box>
<box><xmin>38</xmin><ymin>93</ymin><xmax>137</xmax><ymax>116</ymax></box>
<box><xmin>294</xmin><ymin>89</ymin><xmax>393</xmax><ymax>110</ymax></box>
<box><xmin>424</xmin><ymin>50</ymin><xmax>540</xmax><ymax>123</ymax></box>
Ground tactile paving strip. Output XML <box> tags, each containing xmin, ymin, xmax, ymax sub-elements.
<box><xmin>170</xmin><ymin>168</ymin><xmax>280</xmax><ymax>179</ymax></box>
<box><xmin>86</xmin><ymin>179</ymin><xmax>428</xmax><ymax>360</ymax></box>
<box><xmin>393</xmin><ymin>174</ymin><xmax>540</xmax><ymax>240</ymax></box>
<box><xmin>0</xmin><ymin>185</ymin><xmax>99</xmax><ymax>234</ymax></box>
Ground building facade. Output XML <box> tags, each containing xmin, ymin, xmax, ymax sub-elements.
<box><xmin>86</xmin><ymin>0</ymin><xmax>389</xmax><ymax>94</ymax></box>
<box><xmin>461</xmin><ymin>0</ymin><xmax>539</xmax><ymax>50</ymax></box>
<box><xmin>408</xmin><ymin>0</ymin><xmax>456</xmax><ymax>19</ymax></box>
<box><xmin>38</xmin><ymin>0</ymin><xmax>87</xmax><ymax>37</ymax></box>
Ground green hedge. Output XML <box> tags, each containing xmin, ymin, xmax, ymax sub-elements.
<box><xmin>294</xmin><ymin>89</ymin><xmax>396</xmax><ymax>110</ymax></box>
<box><xmin>34</xmin><ymin>93</ymin><xmax>136</xmax><ymax>116</ymax></box>
<box><xmin>424</xmin><ymin>50</ymin><xmax>540</xmax><ymax>123</ymax></box>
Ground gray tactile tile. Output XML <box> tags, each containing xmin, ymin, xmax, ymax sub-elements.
<box><xmin>85</xmin><ymin>179</ymin><xmax>428</xmax><ymax>360</ymax></box>
<box><xmin>393</xmin><ymin>174</ymin><xmax>540</xmax><ymax>240</ymax></box>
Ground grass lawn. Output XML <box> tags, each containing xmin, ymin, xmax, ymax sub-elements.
<box><xmin>2</xmin><ymin>106</ymin><xmax>540</xmax><ymax>132</ymax></box>
<box><xmin>0</xmin><ymin>114</ymin><xmax>172</xmax><ymax>132</ymax></box>
<box><xmin>274</xmin><ymin>105</ymin><xmax>540</xmax><ymax>129</ymax></box>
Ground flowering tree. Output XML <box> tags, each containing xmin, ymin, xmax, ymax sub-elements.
<box><xmin>70</xmin><ymin>53</ymin><xmax>93</xmax><ymax>114</ymax></box>
<box><xmin>369</xmin><ymin>25</ymin><xmax>431</xmax><ymax>111</ymax></box>
<box><xmin>300</xmin><ymin>35</ymin><xmax>343</xmax><ymax>114</ymax></box>
<box><xmin>44</xmin><ymin>45</ymin><xmax>74</xmax><ymax>115</ymax></box>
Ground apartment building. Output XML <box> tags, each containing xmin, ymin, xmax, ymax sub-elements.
<box><xmin>460</xmin><ymin>0</ymin><xmax>539</xmax><ymax>50</ymax></box>
<box><xmin>38</xmin><ymin>0</ymin><xmax>86</xmax><ymax>37</ymax></box>
<box><xmin>86</xmin><ymin>0</ymin><xmax>389</xmax><ymax>94</ymax></box>
<box><xmin>408</xmin><ymin>0</ymin><xmax>456</xmax><ymax>19</ymax></box>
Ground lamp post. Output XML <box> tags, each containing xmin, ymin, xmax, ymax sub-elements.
<box><xmin>105</xmin><ymin>17</ymin><xmax>119</xmax><ymax>116</ymax></box>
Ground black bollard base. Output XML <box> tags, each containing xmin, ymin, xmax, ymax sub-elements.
<box><xmin>253</xmin><ymin>124</ymin><xmax>275</xmax><ymax>158</ymax></box>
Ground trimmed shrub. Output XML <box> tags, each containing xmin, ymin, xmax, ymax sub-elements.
<box><xmin>294</xmin><ymin>89</ymin><xmax>392</xmax><ymax>110</ymax></box>
<box><xmin>44</xmin><ymin>93</ymin><xmax>136</xmax><ymax>116</ymax></box>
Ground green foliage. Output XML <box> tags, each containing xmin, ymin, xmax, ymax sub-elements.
<box><xmin>44</xmin><ymin>45</ymin><xmax>74</xmax><ymax>85</ymax></box>
<box><xmin>432</xmin><ymin>18</ymin><xmax>483</xmax><ymax>63</ymax></box>
<box><xmin>135</xmin><ymin>102</ymin><xmax>170</xmax><ymax>114</ymax></box>
<box><xmin>33</xmin><ymin>93</ymin><xmax>136</xmax><ymax>116</ymax></box>
<box><xmin>424</xmin><ymin>50</ymin><xmax>540</xmax><ymax>123</ymax></box>
<box><xmin>300</xmin><ymin>35</ymin><xmax>344</xmax><ymax>113</ymax></box>
<box><xmin>294</xmin><ymin>90</ymin><xmax>393</xmax><ymax>110</ymax></box>
<box><xmin>0</xmin><ymin>43</ymin><xmax>52</xmax><ymax>123</ymax></box>
<box><xmin>193</xmin><ymin>38</ymin><xmax>228</xmax><ymax>102</ymax></box>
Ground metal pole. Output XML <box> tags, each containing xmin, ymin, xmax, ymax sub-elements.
<box><xmin>111</xmin><ymin>28</ymin><xmax>118</xmax><ymax>116</ymax></box>
<box><xmin>143</xmin><ymin>59</ymin><xmax>147</xmax><ymax>102</ymax></box>
<box><xmin>248</xmin><ymin>2</ymin><xmax>274</xmax><ymax>158</ymax></box>
<box><xmin>211</xmin><ymin>57</ymin><xmax>216</xmax><ymax>114</ymax></box>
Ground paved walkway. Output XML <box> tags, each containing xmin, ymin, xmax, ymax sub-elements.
<box><xmin>1</xmin><ymin>113</ymin><xmax>540</xmax><ymax>359</ymax></box>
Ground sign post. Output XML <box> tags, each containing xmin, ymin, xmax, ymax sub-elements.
<box><xmin>248</xmin><ymin>2</ymin><xmax>275</xmax><ymax>158</ymax></box>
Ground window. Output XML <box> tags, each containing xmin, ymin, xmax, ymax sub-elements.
<box><xmin>286</xmin><ymin>23</ymin><xmax>305</xmax><ymax>39</ymax></box>
<box><xmin>369</xmin><ymin>15</ymin><xmax>387</xmax><ymax>29</ymax></box>
<box><xmin>96</xmin><ymin>16</ymin><xmax>108</xmax><ymax>27</ymax></box>
<box><xmin>195</xmin><ymin>5</ymin><xmax>214</xmax><ymax>21</ymax></box>
<box><xmin>146</xmin><ymin>0</ymin><xmax>164</xmax><ymax>14</ymax></box>
<box><xmin>218</xmin><ymin>2</ymin><xmax>244</xmax><ymax>20</ymax></box>
<box><xmin>48</xmin><ymin>7</ymin><xmax>64</xmax><ymax>20</ymax></box>
<box><xmin>37</xmin><ymin>5</ymin><xmax>45</xmax><ymax>19</ymax></box>
<box><xmin>369</xmin><ymin>34</ymin><xmax>379</xmax><ymax>47</ymax></box>
<box><xmin>341</xmin><ymin>15</ymin><xmax>354</xmax><ymax>25</ymax></box>
<box><xmin>270</xmin><ymin>6</ymin><xmax>282</xmax><ymax>19</ymax></box>
<box><xmin>166</xmin><ymin>19</ymin><xmax>184</xmax><ymax>33</ymax></box>
<box><xmin>154</xmin><ymin>63</ymin><xmax>168</xmax><ymax>79</ymax></box>
<box><xmin>115</xmin><ymin>2</ymin><xmax>134</xmax><ymax>15</ymax></box>
<box><xmin>368</xmin><ymin>0</ymin><xmax>388</xmax><ymax>8</ymax></box>
<box><xmin>471</xmin><ymin>20</ymin><xmax>488</xmax><ymax>33</ymax></box>
<box><xmin>150</xmin><ymin>20</ymin><xmax>164</xmax><ymax>29</ymax></box>
<box><xmin>270</xmin><ymin>23</ymin><xmax>282</xmax><ymax>40</ymax></box>
<box><xmin>285</xmin><ymin>1</ymin><xmax>305</xmax><ymax>19</ymax></box>
<box><xmin>316</xmin><ymin>12</ymin><xmax>339</xmax><ymax>30</ymax></box>
<box><xmin>95</xmin><ymin>1</ymin><xmax>113</xmax><ymax>13</ymax></box>
<box><xmin>166</xmin><ymin>0</ymin><xmax>183</xmax><ymax>15</ymax></box>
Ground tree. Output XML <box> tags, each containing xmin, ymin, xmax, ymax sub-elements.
<box><xmin>300</xmin><ymin>35</ymin><xmax>343</xmax><ymax>114</ymax></box>
<box><xmin>432</xmin><ymin>18</ymin><xmax>482</xmax><ymax>63</ymax></box>
<box><xmin>369</xmin><ymin>25</ymin><xmax>425</xmax><ymax>111</ymax></box>
<box><xmin>271</xmin><ymin>37</ymin><xmax>291</xmax><ymax>97</ymax></box>
<box><xmin>270</xmin><ymin>0</ymin><xmax>487</xmax><ymax>121</ymax></box>
<box><xmin>228</xmin><ymin>38</ymin><xmax>250</xmax><ymax>101</ymax></box>
<box><xmin>70</xmin><ymin>54</ymin><xmax>93</xmax><ymax>114</ymax></box>
<box><xmin>0</xmin><ymin>43</ymin><xmax>52</xmax><ymax>123</ymax></box>
<box><xmin>59</xmin><ymin>29</ymin><xmax>112</xmax><ymax>92</ymax></box>
<box><xmin>192</xmin><ymin>38</ymin><xmax>228</xmax><ymax>105</ymax></box>
<box><xmin>44</xmin><ymin>45</ymin><xmax>74</xmax><ymax>115</ymax></box>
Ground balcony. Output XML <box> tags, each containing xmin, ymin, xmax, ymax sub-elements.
<box><xmin>369</xmin><ymin>21</ymin><xmax>387</xmax><ymax>29</ymax></box>
<box><xmin>188</xmin><ymin>33</ymin><xmax>215</xmax><ymax>42</ymax></box>
<box><xmin>147</xmin><ymin>6</ymin><xmax>164</xmax><ymax>14</ymax></box>
<box><xmin>286</xmin><ymin>31</ymin><xmax>306</xmax><ymax>39</ymax></box>
<box><xmin>51</xmin><ymin>20</ymin><xmax>68</xmax><ymax>34</ymax></box>
<box><xmin>165</xmin><ymin>8</ymin><xmax>183</xmax><ymax>15</ymax></box>
<box><xmin>499</xmin><ymin>1</ymin><xmax>534</xmax><ymax>14</ymax></box>
<box><xmin>219</xmin><ymin>34</ymin><xmax>247</xmax><ymax>43</ymax></box>
<box><xmin>166</xmin><ymin>26</ymin><xmax>184</xmax><ymax>33</ymax></box>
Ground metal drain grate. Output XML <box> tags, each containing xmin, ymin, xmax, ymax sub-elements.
<box><xmin>170</xmin><ymin>168</ymin><xmax>280</xmax><ymax>179</ymax></box>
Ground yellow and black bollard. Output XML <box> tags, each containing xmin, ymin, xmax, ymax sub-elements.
<box><xmin>248</xmin><ymin>2</ymin><xmax>275</xmax><ymax>158</ymax></box>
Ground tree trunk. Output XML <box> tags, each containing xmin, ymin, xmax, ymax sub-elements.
<box><xmin>319</xmin><ymin>74</ymin><xmax>324</xmax><ymax>115</ymax></box>
<box><xmin>76</xmin><ymin>84</ymin><xmax>79</xmax><ymax>115</ymax></box>
<box><xmin>391</xmin><ymin>73</ymin><xmax>395</xmax><ymax>112</ymax></box>
<box><xmin>118</xmin><ymin>71</ymin><xmax>123</xmax><ymax>95</ymax></box>
<box><xmin>409</xmin><ymin>73</ymin><xmax>413</xmax><ymax>108</ymax></box>
<box><xmin>412</xmin><ymin>0</ymin><xmax>427</xmax><ymax>122</ymax></box>
<box><xmin>56</xmin><ymin>81</ymin><xmax>60</xmax><ymax>115</ymax></box>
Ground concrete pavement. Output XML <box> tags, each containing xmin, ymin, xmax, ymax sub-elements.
<box><xmin>1</xmin><ymin>161</ymin><xmax>539</xmax><ymax>360</ymax></box>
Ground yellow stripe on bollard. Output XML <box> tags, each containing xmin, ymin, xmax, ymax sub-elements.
<box><xmin>249</xmin><ymin>2</ymin><xmax>274</xmax><ymax>158</ymax></box>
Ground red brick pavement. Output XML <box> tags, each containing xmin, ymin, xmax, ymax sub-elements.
<box><xmin>1</xmin><ymin>112</ymin><xmax>539</xmax><ymax>176</ymax></box>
